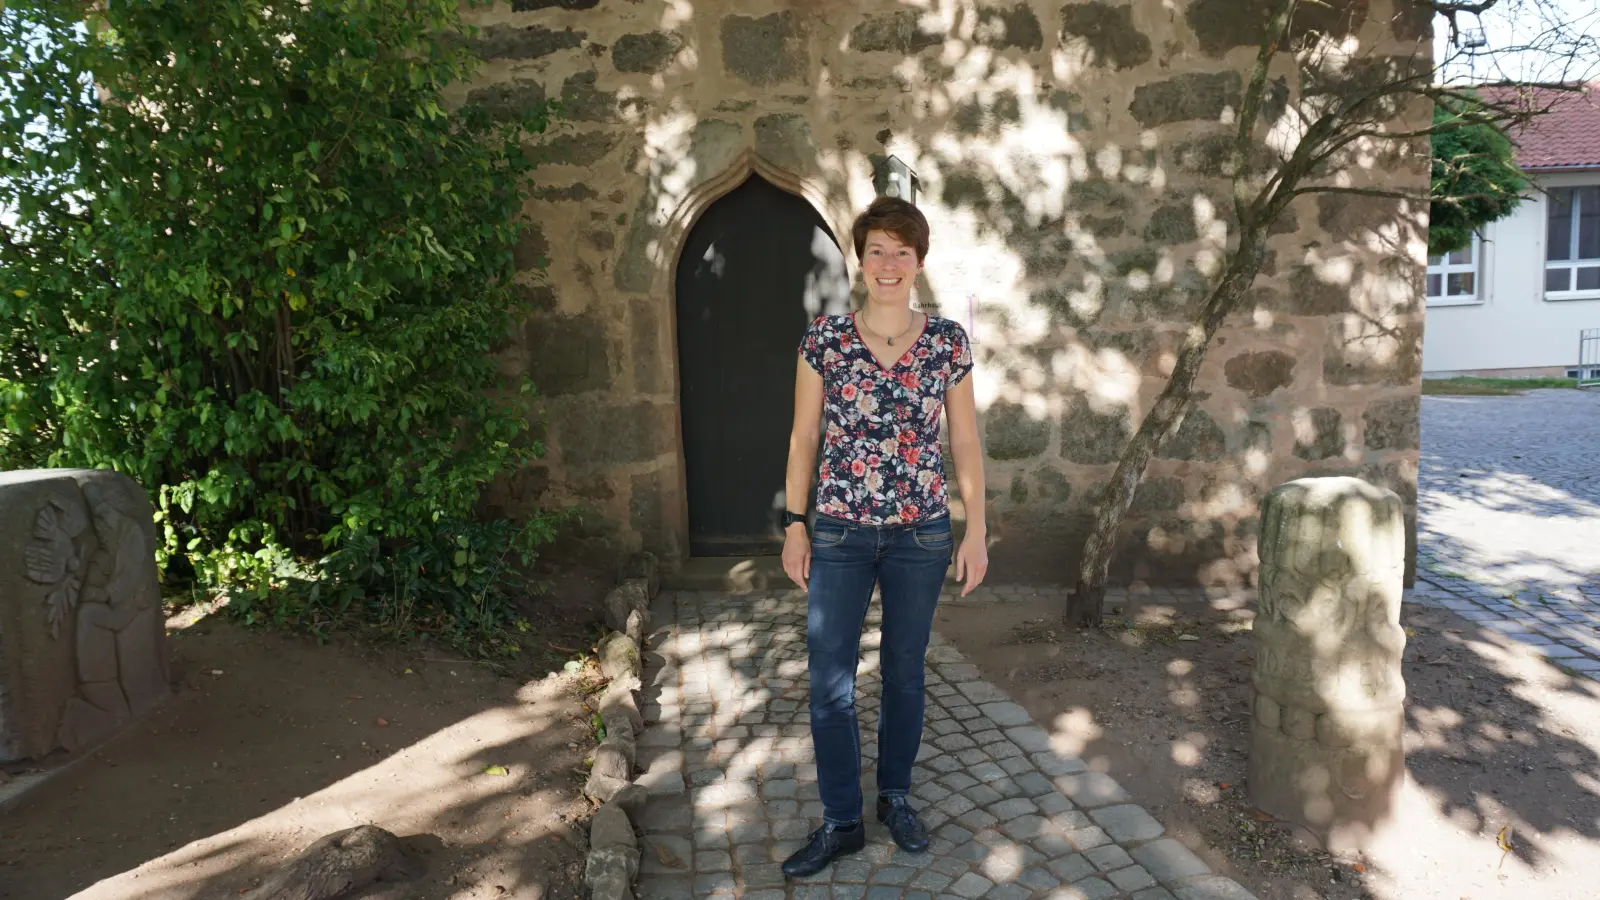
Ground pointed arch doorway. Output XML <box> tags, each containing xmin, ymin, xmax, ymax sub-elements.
<box><xmin>675</xmin><ymin>174</ymin><xmax>852</xmax><ymax>556</ymax></box>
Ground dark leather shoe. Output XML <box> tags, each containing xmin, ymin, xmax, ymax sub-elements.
<box><xmin>781</xmin><ymin>821</ymin><xmax>866</xmax><ymax>877</ymax></box>
<box><xmin>876</xmin><ymin>795</ymin><xmax>930</xmax><ymax>853</ymax></box>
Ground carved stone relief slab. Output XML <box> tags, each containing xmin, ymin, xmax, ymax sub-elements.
<box><xmin>0</xmin><ymin>469</ymin><xmax>171</xmax><ymax>762</ymax></box>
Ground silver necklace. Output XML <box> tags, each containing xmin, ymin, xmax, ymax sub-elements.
<box><xmin>865</xmin><ymin>310</ymin><xmax>919</xmax><ymax>346</ymax></box>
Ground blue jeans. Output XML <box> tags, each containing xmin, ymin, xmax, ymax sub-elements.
<box><xmin>807</xmin><ymin>512</ymin><xmax>951</xmax><ymax>825</ymax></box>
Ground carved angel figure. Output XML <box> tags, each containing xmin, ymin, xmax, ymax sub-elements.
<box><xmin>24</xmin><ymin>498</ymin><xmax>88</xmax><ymax>639</ymax></box>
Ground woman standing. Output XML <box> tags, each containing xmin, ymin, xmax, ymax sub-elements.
<box><xmin>779</xmin><ymin>196</ymin><xmax>988</xmax><ymax>877</ymax></box>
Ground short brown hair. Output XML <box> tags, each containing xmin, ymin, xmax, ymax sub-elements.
<box><xmin>851</xmin><ymin>197</ymin><xmax>930</xmax><ymax>263</ymax></box>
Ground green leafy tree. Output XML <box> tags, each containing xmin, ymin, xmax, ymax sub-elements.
<box><xmin>1430</xmin><ymin>94</ymin><xmax>1528</xmax><ymax>257</ymax></box>
<box><xmin>1</xmin><ymin>0</ymin><xmax>559</xmax><ymax>653</ymax></box>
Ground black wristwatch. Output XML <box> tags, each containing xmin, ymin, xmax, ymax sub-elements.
<box><xmin>780</xmin><ymin>510</ymin><xmax>808</xmax><ymax>530</ymax></box>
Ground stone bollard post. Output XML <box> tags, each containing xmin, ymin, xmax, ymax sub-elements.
<box><xmin>1249</xmin><ymin>476</ymin><xmax>1407</xmax><ymax>852</ymax></box>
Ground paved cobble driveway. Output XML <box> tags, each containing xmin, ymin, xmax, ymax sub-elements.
<box><xmin>626</xmin><ymin>388</ymin><xmax>1598</xmax><ymax>899</ymax></box>
<box><xmin>1411</xmin><ymin>388</ymin><xmax>1600</xmax><ymax>675</ymax></box>
<box><xmin>634</xmin><ymin>591</ymin><xmax>1255</xmax><ymax>900</ymax></box>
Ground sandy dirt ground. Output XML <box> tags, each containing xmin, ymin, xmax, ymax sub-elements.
<box><xmin>0</xmin><ymin>569</ymin><xmax>611</xmax><ymax>900</ymax></box>
<box><xmin>935</xmin><ymin>593</ymin><xmax>1600</xmax><ymax>900</ymax></box>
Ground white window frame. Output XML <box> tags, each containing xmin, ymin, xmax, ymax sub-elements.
<box><xmin>1426</xmin><ymin>233</ymin><xmax>1483</xmax><ymax>307</ymax></box>
<box><xmin>1544</xmin><ymin>184</ymin><xmax>1600</xmax><ymax>302</ymax></box>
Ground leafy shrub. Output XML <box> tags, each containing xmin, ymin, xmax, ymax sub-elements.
<box><xmin>1</xmin><ymin>0</ymin><xmax>560</xmax><ymax>655</ymax></box>
<box><xmin>1430</xmin><ymin>93</ymin><xmax>1528</xmax><ymax>257</ymax></box>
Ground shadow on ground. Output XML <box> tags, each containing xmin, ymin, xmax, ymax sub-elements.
<box><xmin>0</xmin><ymin>577</ymin><xmax>607</xmax><ymax>900</ymax></box>
<box><xmin>935</xmin><ymin>591</ymin><xmax>1600</xmax><ymax>900</ymax></box>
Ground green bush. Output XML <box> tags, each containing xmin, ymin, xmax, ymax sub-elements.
<box><xmin>1</xmin><ymin>0</ymin><xmax>560</xmax><ymax>655</ymax></box>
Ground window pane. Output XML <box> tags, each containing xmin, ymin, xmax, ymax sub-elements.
<box><xmin>1547</xmin><ymin>267</ymin><xmax>1572</xmax><ymax>292</ymax></box>
<box><xmin>1427</xmin><ymin>254</ymin><xmax>1443</xmax><ymax>267</ymax></box>
<box><xmin>1549</xmin><ymin>188</ymin><xmax>1574</xmax><ymax>261</ymax></box>
<box><xmin>1447</xmin><ymin>272</ymin><xmax>1475</xmax><ymax>296</ymax></box>
<box><xmin>1579</xmin><ymin>186</ymin><xmax>1600</xmax><ymax>260</ymax></box>
<box><xmin>1578</xmin><ymin>266</ymin><xmax>1600</xmax><ymax>291</ymax></box>
<box><xmin>1427</xmin><ymin>273</ymin><xmax>1442</xmax><ymax>297</ymax></box>
<box><xmin>1448</xmin><ymin>244</ymin><xmax>1473</xmax><ymax>265</ymax></box>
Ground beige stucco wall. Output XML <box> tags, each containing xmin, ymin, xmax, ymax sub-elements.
<box><xmin>456</xmin><ymin>0</ymin><xmax>1432</xmax><ymax>585</ymax></box>
<box><xmin>1422</xmin><ymin>171</ymin><xmax>1600</xmax><ymax>376</ymax></box>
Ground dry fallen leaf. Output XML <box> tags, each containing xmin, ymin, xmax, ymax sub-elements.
<box><xmin>1497</xmin><ymin>824</ymin><xmax>1514</xmax><ymax>852</ymax></box>
<box><xmin>376</xmin><ymin>718</ymin><xmax>389</xmax><ymax>727</ymax></box>
<box><xmin>483</xmin><ymin>764</ymin><xmax>510</xmax><ymax>777</ymax></box>
<box><xmin>654</xmin><ymin>842</ymin><xmax>687</xmax><ymax>868</ymax></box>
<box><xmin>1351</xmin><ymin>863</ymin><xmax>1367</xmax><ymax>873</ymax></box>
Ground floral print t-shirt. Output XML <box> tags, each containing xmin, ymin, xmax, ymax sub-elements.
<box><xmin>799</xmin><ymin>312</ymin><xmax>974</xmax><ymax>525</ymax></box>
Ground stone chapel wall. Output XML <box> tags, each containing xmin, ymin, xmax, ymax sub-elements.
<box><xmin>456</xmin><ymin>0</ymin><xmax>1431</xmax><ymax>585</ymax></box>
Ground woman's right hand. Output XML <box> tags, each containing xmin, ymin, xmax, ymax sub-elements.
<box><xmin>782</xmin><ymin>525</ymin><xmax>810</xmax><ymax>591</ymax></box>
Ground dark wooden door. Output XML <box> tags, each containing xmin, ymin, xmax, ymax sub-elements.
<box><xmin>676</xmin><ymin>175</ymin><xmax>851</xmax><ymax>556</ymax></box>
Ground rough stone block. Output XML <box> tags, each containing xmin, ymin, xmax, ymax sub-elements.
<box><xmin>604</xmin><ymin>587</ymin><xmax>634</xmax><ymax>634</ymax></box>
<box><xmin>1290</xmin><ymin>408</ymin><xmax>1345</xmax><ymax>461</ymax></box>
<box><xmin>586</xmin><ymin>773</ymin><xmax>649</xmax><ymax>813</ymax></box>
<box><xmin>975</xmin><ymin>4</ymin><xmax>1044</xmax><ymax>50</ymax></box>
<box><xmin>1059</xmin><ymin>396</ymin><xmax>1133</xmax><ymax>465</ymax></box>
<box><xmin>592</xmin><ymin>733</ymin><xmax>635</xmax><ymax>782</ymax></box>
<box><xmin>600</xmin><ymin>683</ymin><xmax>645</xmax><ymax>734</ymax></box>
<box><xmin>586</xmin><ymin>845</ymin><xmax>640</xmax><ymax>899</ymax></box>
<box><xmin>753</xmin><ymin>113</ymin><xmax>817</xmax><ymax>176</ymax></box>
<box><xmin>1250</xmin><ymin>477</ymin><xmax>1406</xmax><ymax>852</ymax></box>
<box><xmin>522</xmin><ymin>311</ymin><xmax>610</xmax><ymax>395</ymax></box>
<box><xmin>626</xmin><ymin>608</ymin><xmax>649</xmax><ymax>646</ymax></box>
<box><xmin>722</xmin><ymin>12</ymin><xmax>806</xmax><ymax>86</ymax></box>
<box><xmin>0</xmin><ymin>469</ymin><xmax>171</xmax><ymax>762</ymax></box>
<box><xmin>623</xmin><ymin>554</ymin><xmax>661</xmax><ymax>599</ymax></box>
<box><xmin>1130</xmin><ymin>72</ymin><xmax>1243</xmax><ymax>128</ymax></box>
<box><xmin>985</xmin><ymin>403</ymin><xmax>1051</xmax><ymax>461</ymax></box>
<box><xmin>1157</xmin><ymin>409</ymin><xmax>1227</xmax><ymax>462</ymax></box>
<box><xmin>1224</xmin><ymin>351</ymin><xmax>1296</xmax><ymax>398</ymax></box>
<box><xmin>592</xmin><ymin>801</ymin><xmax>637</xmax><ymax>851</ymax></box>
<box><xmin>599</xmin><ymin>632</ymin><xmax>643</xmax><ymax>686</ymax></box>
<box><xmin>1060</xmin><ymin>3</ymin><xmax>1152</xmax><ymax>69</ymax></box>
<box><xmin>613</xmin><ymin>31</ymin><xmax>685</xmax><ymax>74</ymax></box>
<box><xmin>1363</xmin><ymin>396</ymin><xmax>1420</xmax><ymax>451</ymax></box>
<box><xmin>470</xmin><ymin>24</ymin><xmax>585</xmax><ymax>61</ymax></box>
<box><xmin>849</xmin><ymin>9</ymin><xmax>943</xmax><ymax>53</ymax></box>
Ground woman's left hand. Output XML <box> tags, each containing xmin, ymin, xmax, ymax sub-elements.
<box><xmin>954</xmin><ymin>532</ymin><xmax>988</xmax><ymax>597</ymax></box>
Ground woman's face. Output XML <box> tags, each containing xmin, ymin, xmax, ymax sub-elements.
<box><xmin>861</xmin><ymin>229</ymin><xmax>921</xmax><ymax>306</ymax></box>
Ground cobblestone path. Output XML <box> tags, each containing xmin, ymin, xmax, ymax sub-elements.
<box><xmin>1410</xmin><ymin>388</ymin><xmax>1600</xmax><ymax>676</ymax></box>
<box><xmin>634</xmin><ymin>591</ymin><xmax>1255</xmax><ymax>900</ymax></box>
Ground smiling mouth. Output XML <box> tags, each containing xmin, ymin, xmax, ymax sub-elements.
<box><xmin>875</xmin><ymin>277</ymin><xmax>904</xmax><ymax>286</ymax></box>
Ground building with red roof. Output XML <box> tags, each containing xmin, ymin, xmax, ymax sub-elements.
<box><xmin>1423</xmin><ymin>84</ymin><xmax>1600</xmax><ymax>379</ymax></box>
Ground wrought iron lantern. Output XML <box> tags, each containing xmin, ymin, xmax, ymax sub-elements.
<box><xmin>874</xmin><ymin>155</ymin><xmax>920</xmax><ymax>206</ymax></box>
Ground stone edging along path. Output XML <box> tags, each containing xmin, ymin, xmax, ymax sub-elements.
<box><xmin>623</xmin><ymin>589</ymin><xmax>1258</xmax><ymax>900</ymax></box>
<box><xmin>581</xmin><ymin>553</ymin><xmax>664</xmax><ymax>900</ymax></box>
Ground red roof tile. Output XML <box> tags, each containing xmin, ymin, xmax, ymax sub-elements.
<box><xmin>1481</xmin><ymin>84</ymin><xmax>1600</xmax><ymax>171</ymax></box>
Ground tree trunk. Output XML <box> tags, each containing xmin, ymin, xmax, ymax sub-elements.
<box><xmin>1065</xmin><ymin>238</ymin><xmax>1270</xmax><ymax>627</ymax></box>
